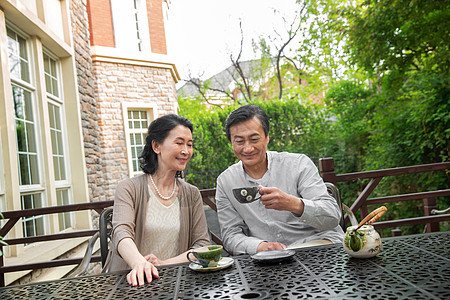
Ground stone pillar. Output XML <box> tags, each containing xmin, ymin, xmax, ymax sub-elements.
<box><xmin>70</xmin><ymin>0</ymin><xmax>104</xmax><ymax>202</ymax></box>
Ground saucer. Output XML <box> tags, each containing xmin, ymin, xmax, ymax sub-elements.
<box><xmin>188</xmin><ymin>257</ymin><xmax>234</xmax><ymax>272</ymax></box>
<box><xmin>250</xmin><ymin>249</ymin><xmax>295</xmax><ymax>263</ymax></box>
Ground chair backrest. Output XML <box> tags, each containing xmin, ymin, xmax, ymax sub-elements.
<box><xmin>324</xmin><ymin>182</ymin><xmax>345</xmax><ymax>230</ymax></box>
<box><xmin>200</xmin><ymin>189</ymin><xmax>224</xmax><ymax>248</ymax></box>
<box><xmin>99</xmin><ymin>207</ymin><xmax>113</xmax><ymax>267</ymax></box>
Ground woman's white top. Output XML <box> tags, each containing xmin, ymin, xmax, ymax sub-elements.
<box><xmin>142</xmin><ymin>186</ymin><xmax>180</xmax><ymax>260</ymax></box>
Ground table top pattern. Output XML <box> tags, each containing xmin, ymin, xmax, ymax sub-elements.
<box><xmin>1</xmin><ymin>232</ymin><xmax>449</xmax><ymax>299</ymax></box>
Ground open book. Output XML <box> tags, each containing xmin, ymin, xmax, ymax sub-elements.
<box><xmin>286</xmin><ymin>239</ymin><xmax>333</xmax><ymax>250</ymax></box>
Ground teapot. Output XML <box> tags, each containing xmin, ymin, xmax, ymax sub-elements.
<box><xmin>343</xmin><ymin>206</ymin><xmax>387</xmax><ymax>258</ymax></box>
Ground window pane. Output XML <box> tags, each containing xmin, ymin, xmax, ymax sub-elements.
<box><xmin>45</xmin><ymin>74</ymin><xmax>52</xmax><ymax>94</ymax></box>
<box><xmin>131</xmin><ymin>145</ymin><xmax>137</xmax><ymax>159</ymax></box>
<box><xmin>127</xmin><ymin>110</ymin><xmax>149</xmax><ymax>175</ymax></box>
<box><xmin>43</xmin><ymin>53</ymin><xmax>59</xmax><ymax>97</ymax></box>
<box><xmin>23</xmin><ymin>92</ymin><xmax>33</xmax><ymax>121</ymax></box>
<box><xmin>6</xmin><ymin>28</ymin><xmax>18</xmax><ymax>53</ymax></box>
<box><xmin>57</xmin><ymin>189</ymin><xmax>71</xmax><ymax>230</ymax></box>
<box><xmin>24</xmin><ymin>220</ymin><xmax>34</xmax><ymax>237</ymax></box>
<box><xmin>19</xmin><ymin>36</ymin><xmax>28</xmax><ymax>61</ymax></box>
<box><xmin>18</xmin><ymin>154</ymin><xmax>29</xmax><ymax>185</ymax></box>
<box><xmin>56</xmin><ymin>132</ymin><xmax>63</xmax><ymax>155</ymax></box>
<box><xmin>136</xmin><ymin>146</ymin><xmax>143</xmax><ymax>157</ymax></box>
<box><xmin>48</xmin><ymin>103</ymin><xmax>55</xmax><ymax>127</ymax></box>
<box><xmin>26</xmin><ymin>123</ymin><xmax>37</xmax><ymax>152</ymax></box>
<box><xmin>51</xmin><ymin>131</ymin><xmax>57</xmax><ymax>153</ymax></box>
<box><xmin>135</xmin><ymin>133</ymin><xmax>142</xmax><ymax>144</ymax></box>
<box><xmin>44</xmin><ymin>55</ymin><xmax>50</xmax><ymax>73</ymax></box>
<box><xmin>22</xmin><ymin>194</ymin><xmax>32</xmax><ymax>209</ymax></box>
<box><xmin>53</xmin><ymin>156</ymin><xmax>60</xmax><ymax>180</ymax></box>
<box><xmin>14</xmin><ymin>85</ymin><xmax>40</xmax><ymax>185</ymax></box>
<box><xmin>7</xmin><ymin>30</ymin><xmax>20</xmax><ymax>79</ymax></box>
<box><xmin>32</xmin><ymin>193</ymin><xmax>42</xmax><ymax>208</ymax></box>
<box><xmin>7</xmin><ymin>28</ymin><xmax>29</xmax><ymax>82</ymax></box>
<box><xmin>21</xmin><ymin>60</ymin><xmax>30</xmax><ymax>83</ymax></box>
<box><xmin>21</xmin><ymin>193</ymin><xmax>44</xmax><ymax>238</ymax></box>
<box><xmin>35</xmin><ymin>217</ymin><xmax>45</xmax><ymax>236</ymax></box>
<box><xmin>29</xmin><ymin>154</ymin><xmax>39</xmax><ymax>184</ymax></box>
<box><xmin>16</xmin><ymin>121</ymin><xmax>26</xmax><ymax>152</ymax></box>
<box><xmin>59</xmin><ymin>157</ymin><xmax>66</xmax><ymax>179</ymax></box>
<box><xmin>48</xmin><ymin>103</ymin><xmax>66</xmax><ymax>181</ymax></box>
<box><xmin>52</xmin><ymin>79</ymin><xmax>59</xmax><ymax>97</ymax></box>
<box><xmin>133</xmin><ymin>159</ymin><xmax>139</xmax><ymax>172</ymax></box>
<box><xmin>54</xmin><ymin>106</ymin><xmax>61</xmax><ymax>129</ymax></box>
<box><xmin>50</xmin><ymin>58</ymin><xmax>57</xmax><ymax>75</ymax></box>
<box><xmin>13</xmin><ymin>87</ymin><xmax>25</xmax><ymax>119</ymax></box>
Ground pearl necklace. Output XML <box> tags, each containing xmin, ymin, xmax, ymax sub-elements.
<box><xmin>149</xmin><ymin>174</ymin><xmax>177</xmax><ymax>200</ymax></box>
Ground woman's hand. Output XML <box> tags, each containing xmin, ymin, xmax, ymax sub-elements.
<box><xmin>118</xmin><ymin>238</ymin><xmax>160</xmax><ymax>286</ymax></box>
<box><xmin>126</xmin><ymin>258</ymin><xmax>159</xmax><ymax>286</ymax></box>
<box><xmin>144</xmin><ymin>253</ymin><xmax>165</xmax><ymax>266</ymax></box>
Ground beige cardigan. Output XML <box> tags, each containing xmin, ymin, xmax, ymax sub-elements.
<box><xmin>103</xmin><ymin>174</ymin><xmax>210</xmax><ymax>272</ymax></box>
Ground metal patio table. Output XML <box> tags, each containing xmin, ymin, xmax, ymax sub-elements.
<box><xmin>1</xmin><ymin>231</ymin><xmax>449</xmax><ymax>299</ymax></box>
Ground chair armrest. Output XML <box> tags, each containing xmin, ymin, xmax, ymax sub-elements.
<box><xmin>67</xmin><ymin>232</ymin><xmax>99</xmax><ymax>277</ymax></box>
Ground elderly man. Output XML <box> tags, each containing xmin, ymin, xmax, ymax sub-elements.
<box><xmin>216</xmin><ymin>104</ymin><xmax>344</xmax><ymax>255</ymax></box>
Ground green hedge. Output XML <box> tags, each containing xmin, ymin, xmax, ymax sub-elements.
<box><xmin>179</xmin><ymin>98</ymin><xmax>339</xmax><ymax>189</ymax></box>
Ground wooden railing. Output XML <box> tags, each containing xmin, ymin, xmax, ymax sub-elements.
<box><xmin>319</xmin><ymin>158</ymin><xmax>450</xmax><ymax>234</ymax></box>
<box><xmin>0</xmin><ymin>158</ymin><xmax>449</xmax><ymax>286</ymax></box>
<box><xmin>0</xmin><ymin>201</ymin><xmax>113</xmax><ymax>286</ymax></box>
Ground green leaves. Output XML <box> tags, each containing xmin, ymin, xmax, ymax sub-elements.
<box><xmin>179</xmin><ymin>98</ymin><xmax>335</xmax><ymax>189</ymax></box>
<box><xmin>346</xmin><ymin>0</ymin><xmax>449</xmax><ymax>84</ymax></box>
<box><xmin>178</xmin><ymin>0</ymin><xmax>449</xmax><ymax>235</ymax></box>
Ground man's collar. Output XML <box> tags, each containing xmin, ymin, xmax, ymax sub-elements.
<box><xmin>240</xmin><ymin>151</ymin><xmax>270</xmax><ymax>180</ymax></box>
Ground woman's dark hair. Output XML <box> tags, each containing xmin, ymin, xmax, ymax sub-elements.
<box><xmin>139</xmin><ymin>114</ymin><xmax>193</xmax><ymax>176</ymax></box>
<box><xmin>225</xmin><ymin>104</ymin><xmax>270</xmax><ymax>141</ymax></box>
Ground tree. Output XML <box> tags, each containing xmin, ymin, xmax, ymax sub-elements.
<box><xmin>179</xmin><ymin>99</ymin><xmax>336</xmax><ymax>189</ymax></box>
<box><xmin>346</xmin><ymin>0</ymin><xmax>449</xmax><ymax>88</ymax></box>
<box><xmin>180</xmin><ymin>1</ymin><xmax>324</xmax><ymax>103</ymax></box>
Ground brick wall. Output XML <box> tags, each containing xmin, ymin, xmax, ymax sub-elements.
<box><xmin>70</xmin><ymin>0</ymin><xmax>104</xmax><ymax>202</ymax></box>
<box><xmin>86</xmin><ymin>0</ymin><xmax>114</xmax><ymax>47</ymax></box>
<box><xmin>93</xmin><ymin>61</ymin><xmax>177</xmax><ymax>199</ymax></box>
<box><xmin>87</xmin><ymin>0</ymin><xmax>167</xmax><ymax>53</ymax></box>
<box><xmin>147</xmin><ymin>0</ymin><xmax>167</xmax><ymax>54</ymax></box>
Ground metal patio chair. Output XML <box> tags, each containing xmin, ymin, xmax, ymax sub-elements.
<box><xmin>69</xmin><ymin>207</ymin><xmax>113</xmax><ymax>277</ymax></box>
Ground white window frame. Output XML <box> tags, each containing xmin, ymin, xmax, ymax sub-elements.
<box><xmin>7</xmin><ymin>25</ymin><xmax>50</xmax><ymax>240</ymax></box>
<box><xmin>44</xmin><ymin>49</ymin><xmax>73</xmax><ymax>230</ymax></box>
<box><xmin>0</xmin><ymin>134</ymin><xmax>5</xmax><ymax>213</ymax></box>
<box><xmin>44</xmin><ymin>50</ymin><xmax>70</xmax><ymax>187</ymax></box>
<box><xmin>8</xmin><ymin>27</ymin><xmax>44</xmax><ymax>189</ymax></box>
<box><xmin>20</xmin><ymin>192</ymin><xmax>46</xmax><ymax>239</ymax></box>
<box><xmin>122</xmin><ymin>102</ymin><xmax>158</xmax><ymax>177</ymax></box>
<box><xmin>110</xmin><ymin>0</ymin><xmax>151</xmax><ymax>53</ymax></box>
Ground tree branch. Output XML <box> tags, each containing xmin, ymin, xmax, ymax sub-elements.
<box><xmin>230</xmin><ymin>21</ymin><xmax>253</xmax><ymax>102</ymax></box>
<box><xmin>182</xmin><ymin>77</ymin><xmax>227</xmax><ymax>108</ymax></box>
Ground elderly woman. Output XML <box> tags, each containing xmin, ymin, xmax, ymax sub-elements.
<box><xmin>103</xmin><ymin>114</ymin><xmax>210</xmax><ymax>286</ymax></box>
